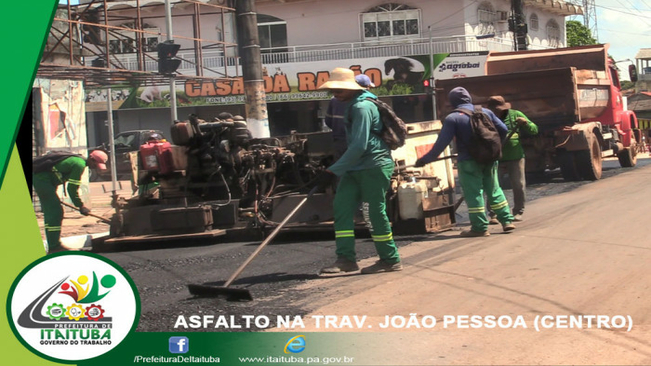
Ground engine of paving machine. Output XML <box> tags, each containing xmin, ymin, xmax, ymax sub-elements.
<box><xmin>108</xmin><ymin>115</ymin><xmax>457</xmax><ymax>242</ymax></box>
<box><xmin>110</xmin><ymin>114</ymin><xmax>336</xmax><ymax>238</ymax></box>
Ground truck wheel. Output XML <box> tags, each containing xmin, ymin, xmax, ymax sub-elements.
<box><xmin>576</xmin><ymin>138</ymin><xmax>602</xmax><ymax>180</ymax></box>
<box><xmin>617</xmin><ymin>147</ymin><xmax>637</xmax><ymax>167</ymax></box>
<box><xmin>557</xmin><ymin>150</ymin><xmax>581</xmax><ymax>182</ymax></box>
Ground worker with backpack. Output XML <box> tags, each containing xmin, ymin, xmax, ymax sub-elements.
<box><xmin>315</xmin><ymin>67</ymin><xmax>402</xmax><ymax>275</ymax></box>
<box><xmin>415</xmin><ymin>86</ymin><xmax>516</xmax><ymax>237</ymax></box>
<box><xmin>33</xmin><ymin>150</ymin><xmax>109</xmax><ymax>253</ymax></box>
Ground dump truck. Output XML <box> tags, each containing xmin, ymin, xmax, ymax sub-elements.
<box><xmin>102</xmin><ymin>115</ymin><xmax>457</xmax><ymax>247</ymax></box>
<box><xmin>435</xmin><ymin>44</ymin><xmax>640</xmax><ymax>181</ymax></box>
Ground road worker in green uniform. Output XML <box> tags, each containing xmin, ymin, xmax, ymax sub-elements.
<box><xmin>486</xmin><ymin>95</ymin><xmax>539</xmax><ymax>223</ymax></box>
<box><xmin>316</xmin><ymin>67</ymin><xmax>402</xmax><ymax>274</ymax></box>
<box><xmin>33</xmin><ymin>150</ymin><xmax>108</xmax><ymax>253</ymax></box>
<box><xmin>415</xmin><ymin>87</ymin><xmax>515</xmax><ymax>237</ymax></box>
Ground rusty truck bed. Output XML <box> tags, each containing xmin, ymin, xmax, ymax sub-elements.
<box><xmin>435</xmin><ymin>67</ymin><xmax>581</xmax><ymax>130</ymax></box>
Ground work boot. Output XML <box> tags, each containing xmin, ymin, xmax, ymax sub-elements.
<box><xmin>360</xmin><ymin>260</ymin><xmax>403</xmax><ymax>274</ymax></box>
<box><xmin>513</xmin><ymin>214</ymin><xmax>523</xmax><ymax>222</ymax></box>
<box><xmin>488</xmin><ymin>216</ymin><xmax>499</xmax><ymax>225</ymax></box>
<box><xmin>502</xmin><ymin>222</ymin><xmax>516</xmax><ymax>232</ymax></box>
<box><xmin>320</xmin><ymin>257</ymin><xmax>359</xmax><ymax>274</ymax></box>
<box><xmin>460</xmin><ymin>230</ymin><xmax>490</xmax><ymax>237</ymax></box>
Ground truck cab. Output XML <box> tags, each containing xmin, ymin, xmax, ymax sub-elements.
<box><xmin>435</xmin><ymin>44</ymin><xmax>640</xmax><ymax>181</ymax></box>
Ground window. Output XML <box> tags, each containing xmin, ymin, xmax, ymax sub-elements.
<box><xmin>257</xmin><ymin>14</ymin><xmax>287</xmax><ymax>52</ymax></box>
<box><xmin>114</xmin><ymin>133</ymin><xmax>137</xmax><ymax>148</ymax></box>
<box><xmin>477</xmin><ymin>2</ymin><xmax>496</xmax><ymax>36</ymax></box>
<box><xmin>362</xmin><ymin>3</ymin><xmax>420</xmax><ymax>41</ymax></box>
<box><xmin>529</xmin><ymin>13</ymin><xmax>539</xmax><ymax>31</ymax></box>
<box><xmin>108</xmin><ymin>27</ymin><xmax>159</xmax><ymax>54</ymax></box>
<box><xmin>546</xmin><ymin>19</ymin><xmax>560</xmax><ymax>47</ymax></box>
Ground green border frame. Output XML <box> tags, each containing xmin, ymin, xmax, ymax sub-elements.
<box><xmin>0</xmin><ymin>1</ymin><xmax>57</xmax><ymax>190</ymax></box>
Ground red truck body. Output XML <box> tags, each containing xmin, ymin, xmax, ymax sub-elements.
<box><xmin>435</xmin><ymin>44</ymin><xmax>639</xmax><ymax>180</ymax></box>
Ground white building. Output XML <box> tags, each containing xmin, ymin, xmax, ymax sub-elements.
<box><xmin>74</xmin><ymin>0</ymin><xmax>583</xmax><ymax>145</ymax></box>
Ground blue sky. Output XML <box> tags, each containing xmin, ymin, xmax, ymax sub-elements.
<box><xmin>569</xmin><ymin>0</ymin><xmax>651</xmax><ymax>80</ymax></box>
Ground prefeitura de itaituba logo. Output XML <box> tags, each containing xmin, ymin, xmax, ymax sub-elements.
<box><xmin>7</xmin><ymin>252</ymin><xmax>139</xmax><ymax>362</ymax></box>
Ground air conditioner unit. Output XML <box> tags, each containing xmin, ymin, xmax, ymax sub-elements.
<box><xmin>497</xmin><ymin>11</ymin><xmax>509</xmax><ymax>22</ymax></box>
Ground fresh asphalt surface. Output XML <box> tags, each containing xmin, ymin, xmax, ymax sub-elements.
<box><xmin>95</xmin><ymin>156</ymin><xmax>651</xmax><ymax>332</ymax></box>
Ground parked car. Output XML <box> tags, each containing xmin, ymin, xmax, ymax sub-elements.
<box><xmin>90</xmin><ymin>129</ymin><xmax>165</xmax><ymax>181</ymax></box>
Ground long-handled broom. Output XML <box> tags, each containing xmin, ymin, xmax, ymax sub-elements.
<box><xmin>60</xmin><ymin>201</ymin><xmax>112</xmax><ymax>224</ymax></box>
<box><xmin>187</xmin><ymin>186</ymin><xmax>319</xmax><ymax>301</ymax></box>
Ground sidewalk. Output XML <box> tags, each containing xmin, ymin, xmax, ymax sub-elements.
<box><xmin>89</xmin><ymin>179</ymin><xmax>133</xmax><ymax>208</ymax></box>
<box><xmin>35</xmin><ymin>179</ymin><xmax>131</xmax><ymax>245</ymax></box>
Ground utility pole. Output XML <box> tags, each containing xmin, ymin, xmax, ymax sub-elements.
<box><xmin>511</xmin><ymin>0</ymin><xmax>527</xmax><ymax>51</ymax></box>
<box><xmin>427</xmin><ymin>26</ymin><xmax>437</xmax><ymax>120</ymax></box>
<box><xmin>236</xmin><ymin>0</ymin><xmax>270</xmax><ymax>138</ymax></box>
<box><xmin>164</xmin><ymin>0</ymin><xmax>178</xmax><ymax>122</ymax></box>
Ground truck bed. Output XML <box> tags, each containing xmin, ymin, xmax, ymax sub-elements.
<box><xmin>436</xmin><ymin>68</ymin><xmax>577</xmax><ymax>130</ymax></box>
<box><xmin>435</xmin><ymin>67</ymin><xmax>610</xmax><ymax>131</ymax></box>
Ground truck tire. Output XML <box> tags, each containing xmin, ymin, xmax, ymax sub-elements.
<box><xmin>617</xmin><ymin>147</ymin><xmax>637</xmax><ymax>168</ymax></box>
<box><xmin>576</xmin><ymin>138</ymin><xmax>602</xmax><ymax>180</ymax></box>
<box><xmin>557</xmin><ymin>150</ymin><xmax>581</xmax><ymax>182</ymax></box>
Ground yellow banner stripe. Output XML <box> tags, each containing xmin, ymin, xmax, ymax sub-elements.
<box><xmin>490</xmin><ymin>201</ymin><xmax>509</xmax><ymax>210</ymax></box>
<box><xmin>372</xmin><ymin>233</ymin><xmax>393</xmax><ymax>240</ymax></box>
<box><xmin>372</xmin><ymin>236</ymin><xmax>394</xmax><ymax>242</ymax></box>
<box><xmin>639</xmin><ymin>119</ymin><xmax>651</xmax><ymax>129</ymax></box>
<box><xmin>335</xmin><ymin>233</ymin><xmax>355</xmax><ymax>238</ymax></box>
<box><xmin>335</xmin><ymin>230</ymin><xmax>355</xmax><ymax>238</ymax></box>
<box><xmin>468</xmin><ymin>206</ymin><xmax>485</xmax><ymax>213</ymax></box>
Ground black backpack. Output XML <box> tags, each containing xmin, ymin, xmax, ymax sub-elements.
<box><xmin>364</xmin><ymin>97</ymin><xmax>408</xmax><ymax>150</ymax></box>
<box><xmin>455</xmin><ymin>106</ymin><xmax>502</xmax><ymax>164</ymax></box>
<box><xmin>33</xmin><ymin>151</ymin><xmax>82</xmax><ymax>174</ymax></box>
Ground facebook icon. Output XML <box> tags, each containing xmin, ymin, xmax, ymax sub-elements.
<box><xmin>169</xmin><ymin>336</ymin><xmax>189</xmax><ymax>354</ymax></box>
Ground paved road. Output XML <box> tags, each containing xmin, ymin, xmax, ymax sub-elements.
<box><xmin>96</xmin><ymin>155</ymin><xmax>651</xmax><ymax>366</ymax></box>
<box><xmin>284</xmin><ymin>159</ymin><xmax>651</xmax><ymax>365</ymax></box>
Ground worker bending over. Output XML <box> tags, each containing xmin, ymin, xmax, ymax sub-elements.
<box><xmin>33</xmin><ymin>150</ymin><xmax>108</xmax><ymax>253</ymax></box>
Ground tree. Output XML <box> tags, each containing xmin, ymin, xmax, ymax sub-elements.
<box><xmin>620</xmin><ymin>80</ymin><xmax>635</xmax><ymax>90</ymax></box>
<box><xmin>566</xmin><ymin>20</ymin><xmax>597</xmax><ymax>47</ymax></box>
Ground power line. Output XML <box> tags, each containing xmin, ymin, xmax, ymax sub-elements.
<box><xmin>600</xmin><ymin>27</ymin><xmax>651</xmax><ymax>37</ymax></box>
<box><xmin>596</xmin><ymin>3</ymin><xmax>651</xmax><ymax>19</ymax></box>
<box><xmin>426</xmin><ymin>0</ymin><xmax>478</xmax><ymax>28</ymax></box>
<box><xmin>620</xmin><ymin>0</ymin><xmax>651</xmax><ymax>26</ymax></box>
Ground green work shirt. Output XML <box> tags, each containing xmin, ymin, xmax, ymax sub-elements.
<box><xmin>327</xmin><ymin>90</ymin><xmax>393</xmax><ymax>176</ymax></box>
<box><xmin>52</xmin><ymin>156</ymin><xmax>87</xmax><ymax>207</ymax></box>
<box><xmin>501</xmin><ymin>109</ymin><xmax>539</xmax><ymax>161</ymax></box>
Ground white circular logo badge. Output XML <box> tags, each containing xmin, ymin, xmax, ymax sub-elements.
<box><xmin>7</xmin><ymin>252</ymin><xmax>140</xmax><ymax>362</ymax></box>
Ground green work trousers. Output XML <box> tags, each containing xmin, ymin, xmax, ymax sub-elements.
<box><xmin>457</xmin><ymin>159</ymin><xmax>514</xmax><ymax>232</ymax></box>
<box><xmin>333</xmin><ymin>164</ymin><xmax>400</xmax><ymax>264</ymax></box>
<box><xmin>33</xmin><ymin>172</ymin><xmax>64</xmax><ymax>250</ymax></box>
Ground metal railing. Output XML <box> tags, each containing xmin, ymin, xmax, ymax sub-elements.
<box><xmin>102</xmin><ymin>35</ymin><xmax>551</xmax><ymax>75</ymax></box>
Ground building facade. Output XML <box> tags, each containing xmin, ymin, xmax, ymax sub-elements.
<box><xmin>77</xmin><ymin>0</ymin><xmax>583</xmax><ymax>145</ymax></box>
<box><xmin>635</xmin><ymin>48</ymin><xmax>651</xmax><ymax>93</ymax></box>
